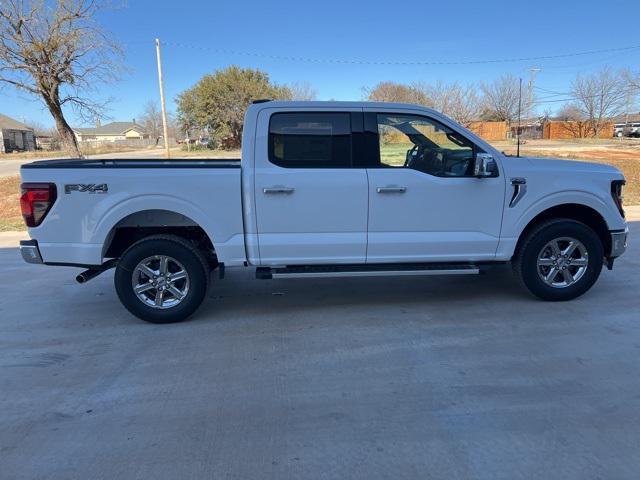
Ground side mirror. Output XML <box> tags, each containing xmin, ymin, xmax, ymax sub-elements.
<box><xmin>473</xmin><ymin>153</ymin><xmax>498</xmax><ymax>178</ymax></box>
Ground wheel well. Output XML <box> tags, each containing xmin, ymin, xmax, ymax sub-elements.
<box><xmin>103</xmin><ymin>210</ymin><xmax>217</xmax><ymax>267</ymax></box>
<box><xmin>515</xmin><ymin>204</ymin><xmax>611</xmax><ymax>258</ymax></box>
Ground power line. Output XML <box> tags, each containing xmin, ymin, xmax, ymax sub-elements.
<box><xmin>534</xmin><ymin>86</ymin><xmax>569</xmax><ymax>96</ymax></box>
<box><xmin>533</xmin><ymin>97</ymin><xmax>582</xmax><ymax>105</ymax></box>
<box><xmin>535</xmin><ymin>93</ymin><xmax>572</xmax><ymax>101</ymax></box>
<box><xmin>532</xmin><ymin>87</ymin><xmax>640</xmax><ymax>105</ymax></box>
<box><xmin>531</xmin><ymin>84</ymin><xmax>640</xmax><ymax>107</ymax></box>
<box><xmin>159</xmin><ymin>41</ymin><xmax>640</xmax><ymax>66</ymax></box>
<box><xmin>531</xmin><ymin>48</ymin><xmax>636</xmax><ymax>71</ymax></box>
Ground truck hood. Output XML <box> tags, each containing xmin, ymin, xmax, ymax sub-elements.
<box><xmin>521</xmin><ymin>156</ymin><xmax>622</xmax><ymax>176</ymax></box>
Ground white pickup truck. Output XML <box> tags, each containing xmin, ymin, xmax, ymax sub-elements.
<box><xmin>19</xmin><ymin>101</ymin><xmax>628</xmax><ymax>323</ymax></box>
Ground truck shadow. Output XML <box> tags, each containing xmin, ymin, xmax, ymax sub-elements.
<box><xmin>192</xmin><ymin>262</ymin><xmax>619</xmax><ymax>326</ymax></box>
<box><xmin>194</xmin><ymin>220</ymin><xmax>637</xmax><ymax>325</ymax></box>
<box><xmin>210</xmin><ymin>264</ymin><xmax>519</xmax><ymax>309</ymax></box>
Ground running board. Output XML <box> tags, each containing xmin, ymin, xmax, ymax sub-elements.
<box><xmin>256</xmin><ymin>263</ymin><xmax>480</xmax><ymax>280</ymax></box>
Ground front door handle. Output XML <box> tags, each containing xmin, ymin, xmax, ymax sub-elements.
<box><xmin>377</xmin><ymin>186</ymin><xmax>407</xmax><ymax>194</ymax></box>
<box><xmin>263</xmin><ymin>186</ymin><xmax>295</xmax><ymax>194</ymax></box>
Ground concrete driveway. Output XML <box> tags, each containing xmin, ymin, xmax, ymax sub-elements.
<box><xmin>1</xmin><ymin>222</ymin><xmax>639</xmax><ymax>479</ymax></box>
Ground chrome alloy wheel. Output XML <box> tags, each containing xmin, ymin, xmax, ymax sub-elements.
<box><xmin>536</xmin><ymin>237</ymin><xmax>589</xmax><ymax>288</ymax></box>
<box><xmin>132</xmin><ymin>255</ymin><xmax>190</xmax><ymax>309</ymax></box>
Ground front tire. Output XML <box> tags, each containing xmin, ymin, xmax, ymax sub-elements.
<box><xmin>115</xmin><ymin>235</ymin><xmax>209</xmax><ymax>323</ymax></box>
<box><xmin>513</xmin><ymin>219</ymin><xmax>604</xmax><ymax>301</ymax></box>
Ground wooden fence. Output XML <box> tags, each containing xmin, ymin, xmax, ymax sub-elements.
<box><xmin>543</xmin><ymin>121</ymin><xmax>614</xmax><ymax>139</ymax></box>
<box><xmin>467</xmin><ymin>121</ymin><xmax>615</xmax><ymax>141</ymax></box>
<box><xmin>468</xmin><ymin>121</ymin><xmax>508</xmax><ymax>141</ymax></box>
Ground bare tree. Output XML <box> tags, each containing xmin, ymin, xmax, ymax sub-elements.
<box><xmin>480</xmin><ymin>74</ymin><xmax>520</xmax><ymax>123</ymax></box>
<box><xmin>140</xmin><ymin>100</ymin><xmax>163</xmax><ymax>145</ymax></box>
<box><xmin>554</xmin><ymin>103</ymin><xmax>584</xmax><ymax>121</ymax></box>
<box><xmin>140</xmin><ymin>100</ymin><xmax>177</xmax><ymax>145</ymax></box>
<box><xmin>365</xmin><ymin>81</ymin><xmax>431</xmax><ymax>106</ymax></box>
<box><xmin>0</xmin><ymin>0</ymin><xmax>122</xmax><ymax>157</ymax></box>
<box><xmin>25</xmin><ymin>119</ymin><xmax>46</xmax><ymax>135</ymax></box>
<box><xmin>426</xmin><ymin>81</ymin><xmax>481</xmax><ymax>127</ymax></box>
<box><xmin>288</xmin><ymin>81</ymin><xmax>317</xmax><ymax>101</ymax></box>
<box><xmin>26</xmin><ymin>120</ymin><xmax>62</xmax><ymax>149</ymax></box>
<box><xmin>570</xmin><ymin>68</ymin><xmax>627</xmax><ymax>137</ymax></box>
<box><xmin>623</xmin><ymin>68</ymin><xmax>640</xmax><ymax>91</ymax></box>
<box><xmin>619</xmin><ymin>69</ymin><xmax>640</xmax><ymax>120</ymax></box>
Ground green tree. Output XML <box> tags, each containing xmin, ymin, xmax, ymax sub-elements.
<box><xmin>176</xmin><ymin>66</ymin><xmax>291</xmax><ymax>149</ymax></box>
<box><xmin>364</xmin><ymin>81</ymin><xmax>431</xmax><ymax>106</ymax></box>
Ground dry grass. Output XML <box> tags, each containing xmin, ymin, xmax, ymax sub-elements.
<box><xmin>0</xmin><ymin>145</ymin><xmax>152</xmax><ymax>161</ymax></box>
<box><xmin>81</xmin><ymin>145</ymin><xmax>156</xmax><ymax>156</ymax></box>
<box><xmin>0</xmin><ymin>176</ymin><xmax>23</xmax><ymax>231</ymax></box>
<box><xmin>498</xmin><ymin>143</ymin><xmax>640</xmax><ymax>204</ymax></box>
<box><xmin>0</xmin><ymin>150</ymin><xmax>69</xmax><ymax>161</ymax></box>
<box><xmin>171</xmin><ymin>147</ymin><xmax>241</xmax><ymax>158</ymax></box>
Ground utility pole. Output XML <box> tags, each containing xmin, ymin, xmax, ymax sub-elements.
<box><xmin>517</xmin><ymin>77</ymin><xmax>523</xmax><ymax>158</ymax></box>
<box><xmin>155</xmin><ymin>38</ymin><xmax>171</xmax><ymax>159</ymax></box>
<box><xmin>622</xmin><ymin>90</ymin><xmax>631</xmax><ymax>143</ymax></box>
<box><xmin>526</xmin><ymin>67</ymin><xmax>541</xmax><ymax>120</ymax></box>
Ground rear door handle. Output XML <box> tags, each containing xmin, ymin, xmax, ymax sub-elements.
<box><xmin>263</xmin><ymin>186</ymin><xmax>295</xmax><ymax>194</ymax></box>
<box><xmin>376</xmin><ymin>186</ymin><xmax>407</xmax><ymax>194</ymax></box>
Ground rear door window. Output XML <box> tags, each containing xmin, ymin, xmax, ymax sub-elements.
<box><xmin>268</xmin><ymin>113</ymin><xmax>352</xmax><ymax>168</ymax></box>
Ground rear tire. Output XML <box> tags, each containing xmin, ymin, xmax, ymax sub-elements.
<box><xmin>513</xmin><ymin>219</ymin><xmax>603</xmax><ymax>301</ymax></box>
<box><xmin>114</xmin><ymin>235</ymin><xmax>209</xmax><ymax>323</ymax></box>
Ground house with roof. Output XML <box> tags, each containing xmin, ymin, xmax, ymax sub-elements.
<box><xmin>611</xmin><ymin>113</ymin><xmax>640</xmax><ymax>124</ymax></box>
<box><xmin>73</xmin><ymin>120</ymin><xmax>149</xmax><ymax>143</ymax></box>
<box><xmin>0</xmin><ymin>113</ymin><xmax>36</xmax><ymax>153</ymax></box>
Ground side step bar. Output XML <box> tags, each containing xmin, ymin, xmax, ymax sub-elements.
<box><xmin>256</xmin><ymin>263</ymin><xmax>480</xmax><ymax>280</ymax></box>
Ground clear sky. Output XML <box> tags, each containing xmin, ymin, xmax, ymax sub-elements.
<box><xmin>2</xmin><ymin>0</ymin><xmax>640</xmax><ymax>127</ymax></box>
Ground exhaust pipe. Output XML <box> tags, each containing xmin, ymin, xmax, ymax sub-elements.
<box><xmin>76</xmin><ymin>259</ymin><xmax>118</xmax><ymax>284</ymax></box>
<box><xmin>76</xmin><ymin>269</ymin><xmax>103</xmax><ymax>284</ymax></box>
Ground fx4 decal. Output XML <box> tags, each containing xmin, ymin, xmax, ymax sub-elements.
<box><xmin>64</xmin><ymin>184</ymin><xmax>109</xmax><ymax>194</ymax></box>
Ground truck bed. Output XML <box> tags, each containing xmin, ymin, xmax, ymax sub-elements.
<box><xmin>20</xmin><ymin>158</ymin><xmax>245</xmax><ymax>267</ymax></box>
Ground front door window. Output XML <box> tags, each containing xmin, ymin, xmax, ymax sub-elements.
<box><xmin>377</xmin><ymin>114</ymin><xmax>478</xmax><ymax>177</ymax></box>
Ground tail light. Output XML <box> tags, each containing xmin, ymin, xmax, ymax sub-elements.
<box><xmin>20</xmin><ymin>183</ymin><xmax>57</xmax><ymax>227</ymax></box>
<box><xmin>611</xmin><ymin>180</ymin><xmax>625</xmax><ymax>218</ymax></box>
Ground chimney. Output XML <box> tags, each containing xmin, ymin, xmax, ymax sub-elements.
<box><xmin>95</xmin><ymin>118</ymin><xmax>101</xmax><ymax>128</ymax></box>
<box><xmin>132</xmin><ymin>118</ymin><xmax>136</xmax><ymax>125</ymax></box>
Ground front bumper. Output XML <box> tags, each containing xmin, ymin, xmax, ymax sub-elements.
<box><xmin>610</xmin><ymin>227</ymin><xmax>628</xmax><ymax>258</ymax></box>
<box><xmin>20</xmin><ymin>239</ymin><xmax>43</xmax><ymax>264</ymax></box>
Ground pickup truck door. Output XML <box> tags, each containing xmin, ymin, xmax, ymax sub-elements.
<box><xmin>252</xmin><ymin>109</ymin><xmax>368</xmax><ymax>265</ymax></box>
<box><xmin>364</xmin><ymin>110</ymin><xmax>505</xmax><ymax>263</ymax></box>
